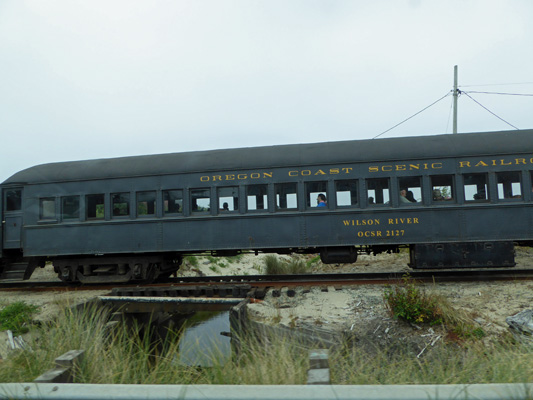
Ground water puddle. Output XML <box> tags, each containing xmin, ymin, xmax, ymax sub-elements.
<box><xmin>176</xmin><ymin>311</ymin><xmax>231</xmax><ymax>366</ymax></box>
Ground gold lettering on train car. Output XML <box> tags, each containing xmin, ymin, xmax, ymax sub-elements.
<box><xmin>357</xmin><ymin>230</ymin><xmax>382</xmax><ymax>237</ymax></box>
<box><xmin>388</xmin><ymin>217</ymin><xmax>419</xmax><ymax>225</ymax></box>
<box><xmin>343</xmin><ymin>219</ymin><xmax>380</xmax><ymax>226</ymax></box>
<box><xmin>459</xmin><ymin>157</ymin><xmax>533</xmax><ymax>169</ymax></box>
<box><xmin>287</xmin><ymin>168</ymin><xmax>352</xmax><ymax>177</ymax></box>
<box><xmin>199</xmin><ymin>172</ymin><xmax>273</xmax><ymax>182</ymax></box>
<box><xmin>368</xmin><ymin>163</ymin><xmax>442</xmax><ymax>173</ymax></box>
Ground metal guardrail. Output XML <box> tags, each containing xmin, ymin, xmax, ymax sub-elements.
<box><xmin>0</xmin><ymin>382</ymin><xmax>532</xmax><ymax>400</ymax></box>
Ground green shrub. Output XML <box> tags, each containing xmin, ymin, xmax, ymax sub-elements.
<box><xmin>383</xmin><ymin>275</ymin><xmax>444</xmax><ymax>325</ymax></box>
<box><xmin>0</xmin><ymin>302</ymin><xmax>40</xmax><ymax>335</ymax></box>
<box><xmin>264</xmin><ymin>256</ymin><xmax>309</xmax><ymax>275</ymax></box>
<box><xmin>265</xmin><ymin>255</ymin><xmax>286</xmax><ymax>275</ymax></box>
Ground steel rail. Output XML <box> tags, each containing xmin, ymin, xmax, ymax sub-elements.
<box><xmin>0</xmin><ymin>268</ymin><xmax>532</xmax><ymax>292</ymax></box>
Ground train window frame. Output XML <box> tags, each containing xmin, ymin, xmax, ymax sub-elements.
<box><xmin>335</xmin><ymin>179</ymin><xmax>358</xmax><ymax>208</ymax></box>
<box><xmin>137</xmin><ymin>191</ymin><xmax>156</xmax><ymax>217</ymax></box>
<box><xmin>430</xmin><ymin>174</ymin><xmax>455</xmax><ymax>203</ymax></box>
<box><xmin>530</xmin><ymin>171</ymin><xmax>533</xmax><ymax>200</ymax></box>
<box><xmin>398</xmin><ymin>176</ymin><xmax>422</xmax><ymax>205</ymax></box>
<box><xmin>496</xmin><ymin>171</ymin><xmax>522</xmax><ymax>201</ymax></box>
<box><xmin>305</xmin><ymin>181</ymin><xmax>328</xmax><ymax>209</ymax></box>
<box><xmin>112</xmin><ymin>193</ymin><xmax>131</xmax><ymax>218</ymax></box>
<box><xmin>463</xmin><ymin>173</ymin><xmax>489</xmax><ymax>202</ymax></box>
<box><xmin>366</xmin><ymin>178</ymin><xmax>390</xmax><ymax>206</ymax></box>
<box><xmin>163</xmin><ymin>190</ymin><xmax>183</xmax><ymax>216</ymax></box>
<box><xmin>190</xmin><ymin>188</ymin><xmax>211</xmax><ymax>214</ymax></box>
<box><xmin>86</xmin><ymin>194</ymin><xmax>105</xmax><ymax>220</ymax></box>
<box><xmin>275</xmin><ymin>182</ymin><xmax>298</xmax><ymax>211</ymax></box>
<box><xmin>61</xmin><ymin>196</ymin><xmax>80</xmax><ymax>221</ymax></box>
<box><xmin>5</xmin><ymin>189</ymin><xmax>22</xmax><ymax>212</ymax></box>
<box><xmin>246</xmin><ymin>184</ymin><xmax>268</xmax><ymax>212</ymax></box>
<box><xmin>39</xmin><ymin>197</ymin><xmax>56</xmax><ymax>221</ymax></box>
<box><xmin>218</xmin><ymin>186</ymin><xmax>239</xmax><ymax>213</ymax></box>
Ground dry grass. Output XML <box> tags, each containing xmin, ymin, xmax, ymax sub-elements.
<box><xmin>0</xmin><ymin>299</ymin><xmax>531</xmax><ymax>385</ymax></box>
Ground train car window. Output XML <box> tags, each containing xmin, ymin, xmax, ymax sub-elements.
<box><xmin>246</xmin><ymin>184</ymin><xmax>268</xmax><ymax>211</ymax></box>
<box><xmin>163</xmin><ymin>190</ymin><xmax>183</xmax><ymax>215</ymax></box>
<box><xmin>86</xmin><ymin>194</ymin><xmax>105</xmax><ymax>219</ymax></box>
<box><xmin>463</xmin><ymin>173</ymin><xmax>488</xmax><ymax>202</ymax></box>
<box><xmin>431</xmin><ymin>175</ymin><xmax>455</xmax><ymax>202</ymax></box>
<box><xmin>5</xmin><ymin>190</ymin><xmax>22</xmax><ymax>211</ymax></box>
<box><xmin>275</xmin><ymin>183</ymin><xmax>298</xmax><ymax>210</ymax></box>
<box><xmin>39</xmin><ymin>197</ymin><xmax>55</xmax><ymax>220</ymax></box>
<box><xmin>366</xmin><ymin>178</ymin><xmax>390</xmax><ymax>206</ymax></box>
<box><xmin>496</xmin><ymin>171</ymin><xmax>522</xmax><ymax>200</ymax></box>
<box><xmin>137</xmin><ymin>191</ymin><xmax>156</xmax><ymax>216</ymax></box>
<box><xmin>335</xmin><ymin>180</ymin><xmax>358</xmax><ymax>207</ymax></box>
<box><xmin>61</xmin><ymin>196</ymin><xmax>80</xmax><ymax>220</ymax></box>
<box><xmin>306</xmin><ymin>181</ymin><xmax>328</xmax><ymax>209</ymax></box>
<box><xmin>112</xmin><ymin>193</ymin><xmax>130</xmax><ymax>217</ymax></box>
<box><xmin>218</xmin><ymin>187</ymin><xmax>239</xmax><ymax>212</ymax></box>
<box><xmin>191</xmin><ymin>189</ymin><xmax>210</xmax><ymax>213</ymax></box>
<box><xmin>398</xmin><ymin>177</ymin><xmax>422</xmax><ymax>204</ymax></box>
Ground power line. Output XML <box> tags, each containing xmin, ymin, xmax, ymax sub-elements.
<box><xmin>462</xmin><ymin>92</ymin><xmax>519</xmax><ymax>130</ymax></box>
<box><xmin>372</xmin><ymin>92</ymin><xmax>451</xmax><ymax>139</ymax></box>
<box><xmin>462</xmin><ymin>90</ymin><xmax>533</xmax><ymax>97</ymax></box>
<box><xmin>459</xmin><ymin>81</ymin><xmax>533</xmax><ymax>88</ymax></box>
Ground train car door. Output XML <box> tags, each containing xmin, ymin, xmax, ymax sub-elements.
<box><xmin>2</xmin><ymin>188</ymin><xmax>23</xmax><ymax>249</ymax></box>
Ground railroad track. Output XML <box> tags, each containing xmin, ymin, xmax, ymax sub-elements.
<box><xmin>1</xmin><ymin>268</ymin><xmax>532</xmax><ymax>293</ymax></box>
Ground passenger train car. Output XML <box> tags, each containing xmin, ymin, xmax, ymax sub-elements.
<box><xmin>1</xmin><ymin>129</ymin><xmax>532</xmax><ymax>283</ymax></box>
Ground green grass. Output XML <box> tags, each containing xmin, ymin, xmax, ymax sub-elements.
<box><xmin>0</xmin><ymin>302</ymin><xmax>40</xmax><ymax>335</ymax></box>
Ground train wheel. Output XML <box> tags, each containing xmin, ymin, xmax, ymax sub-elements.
<box><xmin>144</xmin><ymin>263</ymin><xmax>160</xmax><ymax>283</ymax></box>
<box><xmin>57</xmin><ymin>265</ymin><xmax>75</xmax><ymax>282</ymax></box>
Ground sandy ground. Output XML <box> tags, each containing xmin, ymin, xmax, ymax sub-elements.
<box><xmin>245</xmin><ymin>250</ymin><xmax>533</xmax><ymax>349</ymax></box>
<box><xmin>0</xmin><ymin>248</ymin><xmax>531</xmax><ymax>356</ymax></box>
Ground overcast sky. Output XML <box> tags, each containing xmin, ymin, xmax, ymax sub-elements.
<box><xmin>1</xmin><ymin>0</ymin><xmax>532</xmax><ymax>182</ymax></box>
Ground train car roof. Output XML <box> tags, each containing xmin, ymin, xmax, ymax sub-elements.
<box><xmin>3</xmin><ymin>129</ymin><xmax>533</xmax><ymax>185</ymax></box>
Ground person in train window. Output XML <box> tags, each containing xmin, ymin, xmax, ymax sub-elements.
<box><xmin>399</xmin><ymin>189</ymin><xmax>411</xmax><ymax>203</ymax></box>
<box><xmin>433</xmin><ymin>189</ymin><xmax>443</xmax><ymax>201</ymax></box>
<box><xmin>406</xmin><ymin>190</ymin><xmax>416</xmax><ymax>203</ymax></box>
<box><xmin>221</xmin><ymin>202</ymin><xmax>230</xmax><ymax>211</ymax></box>
<box><xmin>316</xmin><ymin>193</ymin><xmax>327</xmax><ymax>207</ymax></box>
<box><xmin>368</xmin><ymin>197</ymin><xmax>375</xmax><ymax>204</ymax></box>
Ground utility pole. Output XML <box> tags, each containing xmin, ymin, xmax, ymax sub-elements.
<box><xmin>453</xmin><ymin>65</ymin><xmax>459</xmax><ymax>134</ymax></box>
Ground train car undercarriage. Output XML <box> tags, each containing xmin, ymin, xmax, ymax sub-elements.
<box><xmin>0</xmin><ymin>240</ymin><xmax>522</xmax><ymax>283</ymax></box>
